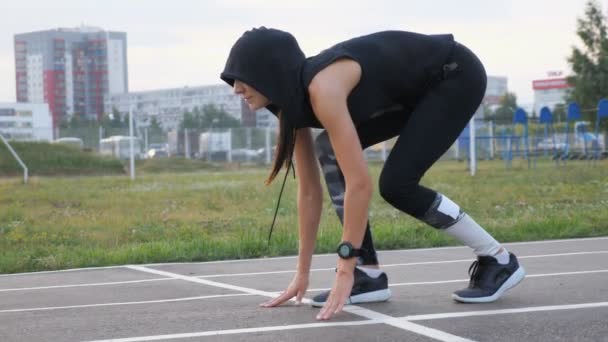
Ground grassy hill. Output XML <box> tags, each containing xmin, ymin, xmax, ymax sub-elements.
<box><xmin>0</xmin><ymin>141</ymin><xmax>125</xmax><ymax>177</ymax></box>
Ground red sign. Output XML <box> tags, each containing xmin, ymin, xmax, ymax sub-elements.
<box><xmin>532</xmin><ymin>78</ymin><xmax>570</xmax><ymax>90</ymax></box>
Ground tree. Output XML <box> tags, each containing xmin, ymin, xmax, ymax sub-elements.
<box><xmin>553</xmin><ymin>103</ymin><xmax>567</xmax><ymax>123</ymax></box>
<box><xmin>179</xmin><ymin>110</ymin><xmax>198</xmax><ymax>129</ymax></box>
<box><xmin>567</xmin><ymin>0</ymin><xmax>608</xmax><ymax>123</ymax></box>
<box><xmin>200</xmin><ymin>104</ymin><xmax>240</xmax><ymax>128</ymax></box>
<box><xmin>490</xmin><ymin>92</ymin><xmax>518</xmax><ymax>123</ymax></box>
<box><xmin>111</xmin><ymin>107</ymin><xmax>126</xmax><ymax>128</ymax></box>
<box><xmin>149</xmin><ymin>116</ymin><xmax>163</xmax><ymax>133</ymax></box>
<box><xmin>178</xmin><ymin>104</ymin><xmax>240</xmax><ymax>129</ymax></box>
<box><xmin>99</xmin><ymin>113</ymin><xmax>113</xmax><ymax>130</ymax></box>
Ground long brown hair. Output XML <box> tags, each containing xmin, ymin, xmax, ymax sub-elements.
<box><xmin>265</xmin><ymin>111</ymin><xmax>296</xmax><ymax>185</ymax></box>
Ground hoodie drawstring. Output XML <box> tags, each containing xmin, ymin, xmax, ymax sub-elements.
<box><xmin>267</xmin><ymin>159</ymin><xmax>296</xmax><ymax>244</ymax></box>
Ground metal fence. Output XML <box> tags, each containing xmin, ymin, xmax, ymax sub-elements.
<box><xmin>6</xmin><ymin>118</ymin><xmax>608</xmax><ymax>167</ymax></box>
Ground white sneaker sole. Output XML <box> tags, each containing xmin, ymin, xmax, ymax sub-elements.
<box><xmin>452</xmin><ymin>266</ymin><xmax>526</xmax><ymax>303</ymax></box>
<box><xmin>310</xmin><ymin>288</ymin><xmax>392</xmax><ymax>308</ymax></box>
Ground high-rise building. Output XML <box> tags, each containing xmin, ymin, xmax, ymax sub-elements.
<box><xmin>14</xmin><ymin>26</ymin><xmax>128</xmax><ymax>131</ymax></box>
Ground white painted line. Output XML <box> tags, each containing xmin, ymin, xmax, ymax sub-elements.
<box><xmin>82</xmin><ymin>320</ymin><xmax>380</xmax><ymax>342</ymax></box>
<box><xmin>0</xmin><ymin>278</ymin><xmax>173</xmax><ymax>292</ymax></box>
<box><xmin>526</xmin><ymin>269</ymin><xmax>608</xmax><ymax>278</ymax></box>
<box><xmin>127</xmin><ymin>265</ymin><xmax>471</xmax><ymax>342</ymax></box>
<box><xmin>343</xmin><ymin>306</ymin><xmax>474</xmax><ymax>342</ymax></box>
<box><xmin>3</xmin><ymin>251</ymin><xmax>606</xmax><ymax>293</ymax></box>
<box><xmin>142</xmin><ymin>236</ymin><xmax>608</xmax><ymax>266</ymax></box>
<box><xmin>0</xmin><ymin>293</ymin><xmax>253</xmax><ymax>314</ymax></box>
<box><xmin>2</xmin><ymin>236</ymin><xmax>606</xmax><ymax>277</ymax></box>
<box><xmin>306</xmin><ymin>269</ymin><xmax>608</xmax><ymax>292</ymax></box>
<box><xmin>80</xmin><ymin>300</ymin><xmax>608</xmax><ymax>342</ymax></box>
<box><xmin>402</xmin><ymin>301</ymin><xmax>608</xmax><ymax>321</ymax></box>
<box><xmin>200</xmin><ymin>268</ymin><xmax>331</xmax><ymax>278</ymax></box>
<box><xmin>0</xmin><ymin>265</ymin><xmax>126</xmax><ymax>277</ymax></box>
<box><xmin>124</xmin><ymin>265</ymin><xmax>277</xmax><ymax>298</ymax></box>
<box><xmin>197</xmin><ymin>251</ymin><xmax>608</xmax><ymax>278</ymax></box>
<box><xmin>4</xmin><ymin>269</ymin><xmax>606</xmax><ymax>314</ymax></box>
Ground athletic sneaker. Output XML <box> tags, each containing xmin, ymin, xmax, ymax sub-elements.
<box><xmin>310</xmin><ymin>267</ymin><xmax>392</xmax><ymax>307</ymax></box>
<box><xmin>452</xmin><ymin>252</ymin><xmax>525</xmax><ymax>303</ymax></box>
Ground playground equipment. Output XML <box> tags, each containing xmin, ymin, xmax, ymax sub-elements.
<box><xmin>595</xmin><ymin>98</ymin><xmax>608</xmax><ymax>161</ymax></box>
<box><xmin>503</xmin><ymin>108</ymin><xmax>531</xmax><ymax>168</ymax></box>
<box><xmin>536</xmin><ymin>106</ymin><xmax>559</xmax><ymax>164</ymax></box>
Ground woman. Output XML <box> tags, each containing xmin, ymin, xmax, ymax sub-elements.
<box><xmin>220</xmin><ymin>27</ymin><xmax>525</xmax><ymax>321</ymax></box>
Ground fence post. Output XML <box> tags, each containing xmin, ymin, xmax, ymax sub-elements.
<box><xmin>99</xmin><ymin>126</ymin><xmax>103</xmax><ymax>152</ymax></box>
<box><xmin>489</xmin><ymin>120</ymin><xmax>495</xmax><ymax>160</ymax></box>
<box><xmin>265</xmin><ymin>126</ymin><xmax>271</xmax><ymax>165</ymax></box>
<box><xmin>0</xmin><ymin>134</ymin><xmax>28</xmax><ymax>184</ymax></box>
<box><xmin>129</xmin><ymin>105</ymin><xmax>135</xmax><ymax>181</ymax></box>
<box><xmin>228</xmin><ymin>128</ymin><xmax>233</xmax><ymax>163</ymax></box>
<box><xmin>185</xmin><ymin>128</ymin><xmax>190</xmax><ymax>159</ymax></box>
<box><xmin>469</xmin><ymin>118</ymin><xmax>476</xmax><ymax>176</ymax></box>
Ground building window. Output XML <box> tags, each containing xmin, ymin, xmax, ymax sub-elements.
<box><xmin>16</xmin><ymin>110</ymin><xmax>33</xmax><ymax>117</ymax></box>
<box><xmin>0</xmin><ymin>108</ymin><xmax>16</xmax><ymax>116</ymax></box>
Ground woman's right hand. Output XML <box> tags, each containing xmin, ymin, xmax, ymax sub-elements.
<box><xmin>260</xmin><ymin>272</ymin><xmax>309</xmax><ymax>307</ymax></box>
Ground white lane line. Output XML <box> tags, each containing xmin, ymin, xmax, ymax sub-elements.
<box><xmin>2</xmin><ymin>237</ymin><xmax>606</xmax><ymax>277</ymax></box>
<box><xmin>343</xmin><ymin>306</ymin><xmax>474</xmax><ymax>342</ymax></box>
<box><xmin>3</xmin><ymin>251</ymin><xmax>607</xmax><ymax>292</ymax></box>
<box><xmin>402</xmin><ymin>301</ymin><xmax>608</xmax><ymax>321</ymax></box>
<box><xmin>0</xmin><ymin>278</ymin><xmax>173</xmax><ymax>292</ymax></box>
<box><xmin>306</xmin><ymin>269</ymin><xmax>608</xmax><ymax>292</ymax></box>
<box><xmin>0</xmin><ymin>265</ymin><xmax>126</xmax><ymax>277</ymax></box>
<box><xmin>80</xmin><ymin>301</ymin><xmax>608</xmax><ymax>342</ymax></box>
<box><xmin>4</xmin><ymin>269</ymin><xmax>605</xmax><ymax>313</ymax></box>
<box><xmin>127</xmin><ymin>265</ymin><xmax>471</xmax><ymax>342</ymax></box>
<box><xmin>0</xmin><ymin>293</ymin><xmax>253</xmax><ymax>313</ymax></box>
<box><xmin>124</xmin><ymin>265</ymin><xmax>276</xmax><ymax>298</ymax></box>
<box><xmin>81</xmin><ymin>320</ymin><xmax>380</xmax><ymax>342</ymax></box>
<box><xmin>197</xmin><ymin>251</ymin><xmax>608</xmax><ymax>279</ymax></box>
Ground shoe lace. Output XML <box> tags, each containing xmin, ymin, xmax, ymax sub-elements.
<box><xmin>468</xmin><ymin>260</ymin><xmax>481</xmax><ymax>286</ymax></box>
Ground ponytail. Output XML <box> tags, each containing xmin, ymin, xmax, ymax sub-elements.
<box><xmin>265</xmin><ymin>111</ymin><xmax>296</xmax><ymax>185</ymax></box>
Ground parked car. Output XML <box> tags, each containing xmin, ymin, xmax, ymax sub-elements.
<box><xmin>536</xmin><ymin>138</ymin><xmax>566</xmax><ymax>151</ymax></box>
<box><xmin>231</xmin><ymin>148</ymin><xmax>263</xmax><ymax>162</ymax></box>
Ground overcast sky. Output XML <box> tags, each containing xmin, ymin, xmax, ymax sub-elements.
<box><xmin>0</xmin><ymin>0</ymin><xmax>600</xmax><ymax>105</ymax></box>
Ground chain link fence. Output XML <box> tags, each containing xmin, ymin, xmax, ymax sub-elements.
<box><xmin>4</xmin><ymin>118</ymin><xmax>607</xmax><ymax>172</ymax></box>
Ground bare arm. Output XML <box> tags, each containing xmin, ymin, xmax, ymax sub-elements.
<box><xmin>294</xmin><ymin>128</ymin><xmax>323</xmax><ymax>275</ymax></box>
<box><xmin>308</xmin><ymin>59</ymin><xmax>372</xmax><ymax>272</ymax></box>
<box><xmin>260</xmin><ymin>128</ymin><xmax>323</xmax><ymax>307</ymax></box>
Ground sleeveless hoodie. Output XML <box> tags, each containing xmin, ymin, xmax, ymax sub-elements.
<box><xmin>221</xmin><ymin>27</ymin><xmax>455</xmax><ymax>129</ymax></box>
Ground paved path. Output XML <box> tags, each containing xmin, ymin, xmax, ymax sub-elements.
<box><xmin>1</xmin><ymin>237</ymin><xmax>607</xmax><ymax>342</ymax></box>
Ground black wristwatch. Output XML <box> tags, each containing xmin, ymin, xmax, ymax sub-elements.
<box><xmin>336</xmin><ymin>241</ymin><xmax>363</xmax><ymax>259</ymax></box>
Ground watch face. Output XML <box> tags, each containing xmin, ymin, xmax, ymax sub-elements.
<box><xmin>338</xmin><ymin>244</ymin><xmax>350</xmax><ymax>257</ymax></box>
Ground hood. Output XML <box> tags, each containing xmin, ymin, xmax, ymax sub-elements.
<box><xmin>221</xmin><ymin>27</ymin><xmax>318</xmax><ymax>128</ymax></box>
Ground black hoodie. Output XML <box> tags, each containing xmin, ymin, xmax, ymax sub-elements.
<box><xmin>221</xmin><ymin>27</ymin><xmax>455</xmax><ymax>129</ymax></box>
<box><xmin>220</xmin><ymin>27</ymin><xmax>312</xmax><ymax>129</ymax></box>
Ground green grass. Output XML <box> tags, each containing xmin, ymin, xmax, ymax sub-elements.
<box><xmin>0</xmin><ymin>141</ymin><xmax>124</xmax><ymax>176</ymax></box>
<box><xmin>0</xmin><ymin>158</ymin><xmax>607</xmax><ymax>274</ymax></box>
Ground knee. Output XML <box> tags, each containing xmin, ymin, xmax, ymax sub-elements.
<box><xmin>378</xmin><ymin>170</ymin><xmax>418</xmax><ymax>208</ymax></box>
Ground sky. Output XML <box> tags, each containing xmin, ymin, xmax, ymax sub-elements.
<box><xmin>0</xmin><ymin>0</ymin><xmax>600</xmax><ymax>106</ymax></box>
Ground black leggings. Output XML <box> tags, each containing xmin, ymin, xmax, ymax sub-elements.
<box><xmin>314</xmin><ymin>42</ymin><xmax>487</xmax><ymax>265</ymax></box>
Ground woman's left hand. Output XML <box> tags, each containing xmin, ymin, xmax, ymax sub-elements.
<box><xmin>316</xmin><ymin>259</ymin><xmax>356</xmax><ymax>320</ymax></box>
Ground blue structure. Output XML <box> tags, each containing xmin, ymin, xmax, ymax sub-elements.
<box><xmin>504</xmin><ymin>108</ymin><xmax>530</xmax><ymax>168</ymax></box>
<box><xmin>565</xmin><ymin>102</ymin><xmax>582</xmax><ymax>157</ymax></box>
<box><xmin>595</xmin><ymin>98</ymin><xmax>608</xmax><ymax>160</ymax></box>
<box><xmin>538</xmin><ymin>106</ymin><xmax>556</xmax><ymax>160</ymax></box>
